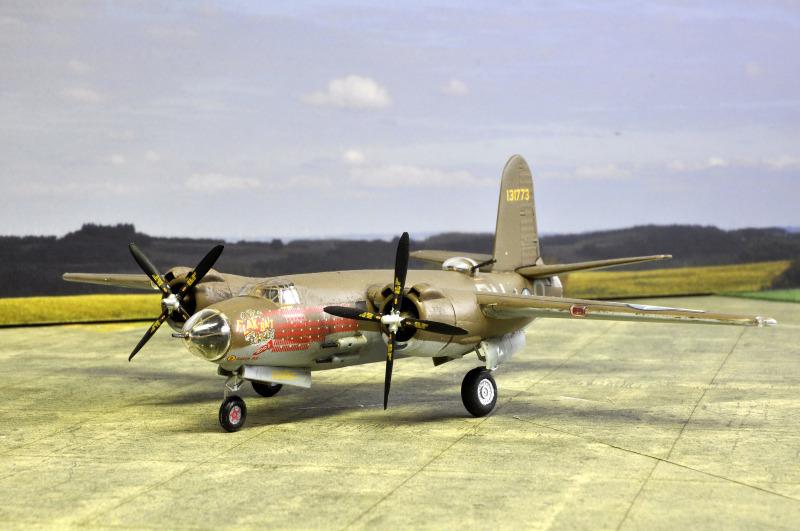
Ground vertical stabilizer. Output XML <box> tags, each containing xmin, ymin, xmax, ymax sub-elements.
<box><xmin>492</xmin><ymin>155</ymin><xmax>541</xmax><ymax>272</ymax></box>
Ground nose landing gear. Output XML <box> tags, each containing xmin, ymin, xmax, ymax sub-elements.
<box><xmin>217</xmin><ymin>372</ymin><xmax>285</xmax><ymax>432</ymax></box>
<box><xmin>219</xmin><ymin>395</ymin><xmax>247</xmax><ymax>432</ymax></box>
<box><xmin>218</xmin><ymin>373</ymin><xmax>247</xmax><ymax>432</ymax></box>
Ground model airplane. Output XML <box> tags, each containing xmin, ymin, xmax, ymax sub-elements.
<box><xmin>64</xmin><ymin>155</ymin><xmax>777</xmax><ymax>432</ymax></box>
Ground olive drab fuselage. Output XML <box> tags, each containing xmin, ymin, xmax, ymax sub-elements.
<box><xmin>177</xmin><ymin>268</ymin><xmax>564</xmax><ymax>373</ymax></box>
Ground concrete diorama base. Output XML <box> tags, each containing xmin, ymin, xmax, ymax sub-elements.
<box><xmin>0</xmin><ymin>296</ymin><xmax>798</xmax><ymax>529</ymax></box>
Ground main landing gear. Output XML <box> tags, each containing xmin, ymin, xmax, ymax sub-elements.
<box><xmin>217</xmin><ymin>368</ymin><xmax>497</xmax><ymax>431</ymax></box>
<box><xmin>218</xmin><ymin>375</ymin><xmax>283</xmax><ymax>432</ymax></box>
<box><xmin>461</xmin><ymin>367</ymin><xmax>498</xmax><ymax>417</ymax></box>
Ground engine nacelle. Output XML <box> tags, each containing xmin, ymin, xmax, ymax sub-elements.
<box><xmin>371</xmin><ymin>282</ymin><xmax>460</xmax><ymax>354</ymax></box>
<box><xmin>475</xmin><ymin>330</ymin><xmax>526</xmax><ymax>370</ymax></box>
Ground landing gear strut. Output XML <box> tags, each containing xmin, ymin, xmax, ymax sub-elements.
<box><xmin>461</xmin><ymin>367</ymin><xmax>497</xmax><ymax>417</ymax></box>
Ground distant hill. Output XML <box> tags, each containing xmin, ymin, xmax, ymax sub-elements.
<box><xmin>3</xmin><ymin>223</ymin><xmax>800</xmax><ymax>298</ymax></box>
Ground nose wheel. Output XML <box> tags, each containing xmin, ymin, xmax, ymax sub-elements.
<box><xmin>461</xmin><ymin>367</ymin><xmax>498</xmax><ymax>417</ymax></box>
<box><xmin>219</xmin><ymin>395</ymin><xmax>247</xmax><ymax>432</ymax></box>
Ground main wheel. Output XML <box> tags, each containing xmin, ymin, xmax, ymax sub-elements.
<box><xmin>251</xmin><ymin>381</ymin><xmax>283</xmax><ymax>398</ymax></box>
<box><xmin>219</xmin><ymin>395</ymin><xmax>247</xmax><ymax>432</ymax></box>
<box><xmin>461</xmin><ymin>367</ymin><xmax>497</xmax><ymax>417</ymax></box>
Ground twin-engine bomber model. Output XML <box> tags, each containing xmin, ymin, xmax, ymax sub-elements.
<box><xmin>64</xmin><ymin>155</ymin><xmax>777</xmax><ymax>432</ymax></box>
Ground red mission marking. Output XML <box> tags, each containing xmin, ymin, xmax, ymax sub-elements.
<box><xmin>254</xmin><ymin>305</ymin><xmax>359</xmax><ymax>352</ymax></box>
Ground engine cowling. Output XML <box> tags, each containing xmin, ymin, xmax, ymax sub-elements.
<box><xmin>373</xmin><ymin>282</ymin><xmax>459</xmax><ymax>345</ymax></box>
<box><xmin>163</xmin><ymin>266</ymin><xmax>233</xmax><ymax>331</ymax></box>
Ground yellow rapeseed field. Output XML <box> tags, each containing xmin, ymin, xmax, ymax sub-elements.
<box><xmin>0</xmin><ymin>294</ymin><xmax>161</xmax><ymax>326</ymax></box>
<box><xmin>563</xmin><ymin>260</ymin><xmax>791</xmax><ymax>299</ymax></box>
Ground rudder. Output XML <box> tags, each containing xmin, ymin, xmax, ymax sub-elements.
<box><xmin>492</xmin><ymin>155</ymin><xmax>541</xmax><ymax>272</ymax></box>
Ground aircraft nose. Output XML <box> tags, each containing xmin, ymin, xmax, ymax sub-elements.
<box><xmin>180</xmin><ymin>308</ymin><xmax>231</xmax><ymax>361</ymax></box>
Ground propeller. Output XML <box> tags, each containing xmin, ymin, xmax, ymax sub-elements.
<box><xmin>324</xmin><ymin>232</ymin><xmax>467</xmax><ymax>409</ymax></box>
<box><xmin>128</xmin><ymin>242</ymin><xmax>224</xmax><ymax>361</ymax></box>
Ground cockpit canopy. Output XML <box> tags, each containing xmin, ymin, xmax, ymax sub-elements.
<box><xmin>238</xmin><ymin>278</ymin><xmax>301</xmax><ymax>306</ymax></box>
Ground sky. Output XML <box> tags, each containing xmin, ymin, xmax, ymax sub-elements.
<box><xmin>1</xmin><ymin>1</ymin><xmax>798</xmax><ymax>241</ymax></box>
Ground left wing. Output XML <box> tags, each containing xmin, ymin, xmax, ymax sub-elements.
<box><xmin>63</xmin><ymin>273</ymin><xmax>157</xmax><ymax>291</ymax></box>
<box><xmin>477</xmin><ymin>292</ymin><xmax>777</xmax><ymax>327</ymax></box>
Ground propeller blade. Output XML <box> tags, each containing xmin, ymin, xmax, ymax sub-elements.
<box><xmin>127</xmin><ymin>243</ymin><xmax>223</xmax><ymax>359</ymax></box>
<box><xmin>177</xmin><ymin>244</ymin><xmax>224</xmax><ymax>299</ymax></box>
<box><xmin>129</xmin><ymin>243</ymin><xmax>170</xmax><ymax>295</ymax></box>
<box><xmin>384</xmin><ymin>333</ymin><xmax>394</xmax><ymax>409</ymax></box>
<box><xmin>392</xmin><ymin>232</ymin><xmax>409</xmax><ymax>311</ymax></box>
<box><xmin>323</xmin><ymin>306</ymin><xmax>382</xmax><ymax>323</ymax></box>
<box><xmin>383</xmin><ymin>233</ymin><xmax>409</xmax><ymax>410</ymax></box>
<box><xmin>400</xmin><ymin>318</ymin><xmax>469</xmax><ymax>336</ymax></box>
<box><xmin>129</xmin><ymin>310</ymin><xmax>169</xmax><ymax>361</ymax></box>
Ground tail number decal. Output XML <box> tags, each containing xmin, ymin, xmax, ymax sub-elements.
<box><xmin>505</xmin><ymin>188</ymin><xmax>530</xmax><ymax>202</ymax></box>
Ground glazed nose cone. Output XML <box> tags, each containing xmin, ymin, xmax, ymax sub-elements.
<box><xmin>181</xmin><ymin>309</ymin><xmax>231</xmax><ymax>361</ymax></box>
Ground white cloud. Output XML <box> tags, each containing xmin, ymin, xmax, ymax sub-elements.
<box><xmin>302</xmin><ymin>75</ymin><xmax>392</xmax><ymax>109</ymax></box>
<box><xmin>668</xmin><ymin>155</ymin><xmax>800</xmax><ymax>173</ymax></box>
<box><xmin>144</xmin><ymin>150</ymin><xmax>161</xmax><ymax>163</ymax></box>
<box><xmin>668</xmin><ymin>160</ymin><xmax>687</xmax><ymax>172</ymax></box>
<box><xmin>280</xmin><ymin>174</ymin><xmax>335</xmax><ymax>189</ymax></box>
<box><xmin>745</xmin><ymin>60</ymin><xmax>763</xmax><ymax>78</ymax></box>
<box><xmin>668</xmin><ymin>157</ymin><xmax>732</xmax><ymax>172</ymax></box>
<box><xmin>110</xmin><ymin>154</ymin><xmax>126</xmax><ymax>166</ymax></box>
<box><xmin>342</xmin><ymin>150</ymin><xmax>367</xmax><ymax>166</ymax></box>
<box><xmin>349</xmin><ymin>164</ymin><xmax>491</xmax><ymax>188</ymax></box>
<box><xmin>185</xmin><ymin>173</ymin><xmax>261</xmax><ymax>192</ymax></box>
<box><xmin>67</xmin><ymin>60</ymin><xmax>92</xmax><ymax>74</ymax></box>
<box><xmin>766</xmin><ymin>155</ymin><xmax>800</xmax><ymax>171</ymax></box>
<box><xmin>572</xmin><ymin>163</ymin><xmax>632</xmax><ymax>180</ymax></box>
<box><xmin>60</xmin><ymin>87</ymin><xmax>106</xmax><ymax>104</ymax></box>
<box><xmin>441</xmin><ymin>78</ymin><xmax>469</xmax><ymax>96</ymax></box>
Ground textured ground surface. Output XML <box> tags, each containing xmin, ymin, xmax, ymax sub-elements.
<box><xmin>1</xmin><ymin>296</ymin><xmax>798</xmax><ymax>529</ymax></box>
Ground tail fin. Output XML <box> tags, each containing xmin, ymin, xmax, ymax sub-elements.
<box><xmin>492</xmin><ymin>155</ymin><xmax>541</xmax><ymax>272</ymax></box>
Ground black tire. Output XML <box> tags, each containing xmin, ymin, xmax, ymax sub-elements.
<box><xmin>461</xmin><ymin>367</ymin><xmax>497</xmax><ymax>417</ymax></box>
<box><xmin>252</xmin><ymin>381</ymin><xmax>283</xmax><ymax>398</ymax></box>
<box><xmin>219</xmin><ymin>396</ymin><xmax>247</xmax><ymax>432</ymax></box>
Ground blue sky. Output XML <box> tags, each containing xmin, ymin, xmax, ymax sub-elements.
<box><xmin>1</xmin><ymin>1</ymin><xmax>798</xmax><ymax>240</ymax></box>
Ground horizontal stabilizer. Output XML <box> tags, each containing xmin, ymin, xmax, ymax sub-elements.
<box><xmin>62</xmin><ymin>273</ymin><xmax>158</xmax><ymax>291</ymax></box>
<box><xmin>516</xmin><ymin>255</ymin><xmax>672</xmax><ymax>279</ymax></box>
<box><xmin>477</xmin><ymin>292</ymin><xmax>777</xmax><ymax>327</ymax></box>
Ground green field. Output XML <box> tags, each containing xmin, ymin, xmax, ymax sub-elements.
<box><xmin>0</xmin><ymin>260</ymin><xmax>794</xmax><ymax>326</ymax></box>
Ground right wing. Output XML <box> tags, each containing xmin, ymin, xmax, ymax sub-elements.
<box><xmin>476</xmin><ymin>292</ymin><xmax>777</xmax><ymax>327</ymax></box>
<box><xmin>62</xmin><ymin>273</ymin><xmax>158</xmax><ymax>291</ymax></box>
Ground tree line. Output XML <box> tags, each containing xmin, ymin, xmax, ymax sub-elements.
<box><xmin>3</xmin><ymin>223</ymin><xmax>799</xmax><ymax>298</ymax></box>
